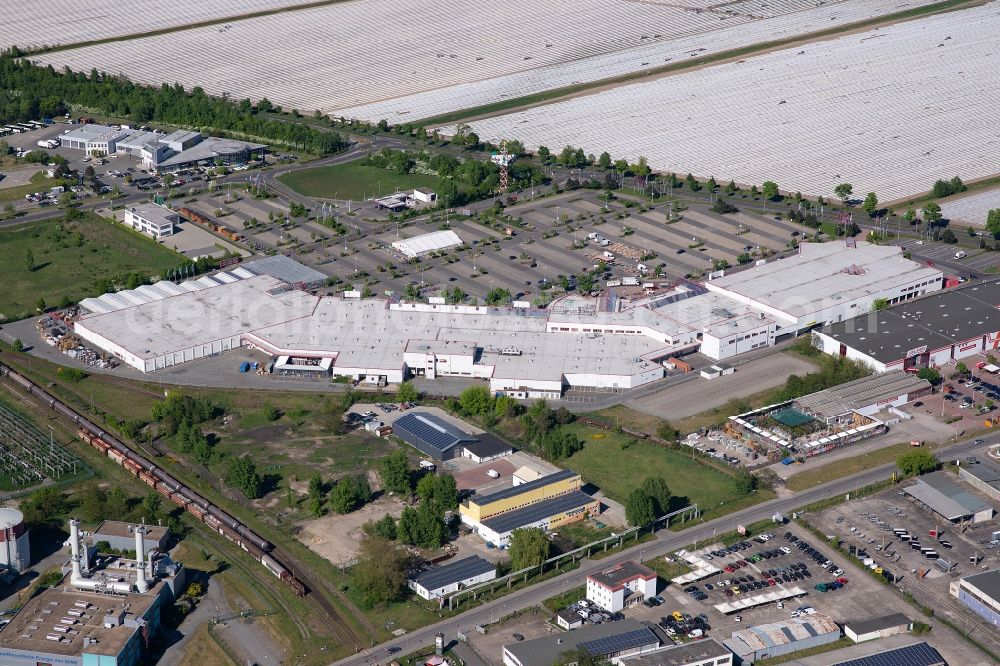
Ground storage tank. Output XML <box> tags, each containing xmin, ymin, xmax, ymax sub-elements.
<box><xmin>0</xmin><ymin>508</ymin><xmax>30</xmax><ymax>572</ymax></box>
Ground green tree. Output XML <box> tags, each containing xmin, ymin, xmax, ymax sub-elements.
<box><xmin>380</xmin><ymin>450</ymin><xmax>411</xmax><ymax>495</ymax></box>
<box><xmin>916</xmin><ymin>367</ymin><xmax>941</xmax><ymax>385</ymax></box>
<box><xmin>139</xmin><ymin>492</ymin><xmax>161</xmax><ymax>522</ymax></box>
<box><xmin>940</xmin><ymin>229</ymin><xmax>957</xmax><ymax>244</ymax></box>
<box><xmin>656</xmin><ymin>420</ymin><xmax>678</xmax><ymax>442</ymax></box>
<box><xmin>416</xmin><ymin>473</ymin><xmax>459</xmax><ymax>510</ymax></box>
<box><xmin>396</xmin><ymin>380</ymin><xmax>419</xmax><ymax>403</ymax></box>
<box><xmin>351</xmin><ymin>535</ymin><xmax>409</xmax><ymax>608</ymax></box>
<box><xmin>24</xmin><ymin>248</ymin><xmax>33</xmax><ymax>272</ymax></box>
<box><xmin>833</xmin><ymin>183</ymin><xmax>853</xmax><ymax>203</ymax></box>
<box><xmin>639</xmin><ymin>477</ymin><xmax>672</xmax><ymax>517</ymax></box>
<box><xmin>733</xmin><ymin>470</ymin><xmax>758</xmax><ymax>495</ymax></box>
<box><xmin>106</xmin><ymin>487</ymin><xmax>129</xmax><ymax>518</ymax></box>
<box><xmin>897</xmin><ymin>450</ymin><xmax>938</xmax><ymax>477</ymax></box>
<box><xmin>11</xmin><ymin>338</ymin><xmax>23</xmax><ymax>352</ymax></box>
<box><xmin>737</xmin><ymin>252</ymin><xmax>753</xmax><ymax>265</ymax></box>
<box><xmin>986</xmin><ymin>208</ymin><xmax>1000</xmax><ymax>238</ymax></box>
<box><xmin>509</xmin><ymin>528</ymin><xmax>550</xmax><ymax>571</ymax></box>
<box><xmin>862</xmin><ymin>192</ymin><xmax>879</xmax><ymax>217</ymax></box>
<box><xmin>597</xmin><ymin>152</ymin><xmax>611</xmax><ymax>168</ymax></box>
<box><xmin>922</xmin><ymin>202</ymin><xmax>942</xmax><ymax>225</ymax></box>
<box><xmin>364</xmin><ymin>514</ymin><xmax>398</xmax><ymax>541</ymax></box>
<box><xmin>413</xmin><ymin>498</ymin><xmax>447</xmax><ymax>548</ymax></box>
<box><xmin>36</xmin><ymin>297</ymin><xmax>46</xmax><ymax>312</ymax></box>
<box><xmin>484</xmin><ymin>287</ymin><xmax>512</xmax><ymax>306</ymax></box>
<box><xmin>956</xmin><ymin>361</ymin><xmax>969</xmax><ymax>374</ymax></box>
<box><xmin>761</xmin><ymin>181</ymin><xmax>779</xmax><ymax>201</ymax></box>
<box><xmin>872</xmin><ymin>297</ymin><xmax>889</xmax><ymax>311</ymax></box>
<box><xmin>459</xmin><ymin>385</ymin><xmax>494</xmax><ymax>416</ymax></box>
<box><xmin>227</xmin><ymin>456</ymin><xmax>262</xmax><ymax>499</ymax></box>
<box><xmin>330</xmin><ymin>476</ymin><xmax>368</xmax><ymax>513</ymax></box>
<box><xmin>396</xmin><ymin>505</ymin><xmax>419</xmax><ymax>544</ymax></box>
<box><xmin>625</xmin><ymin>488</ymin><xmax>655</xmax><ymax>526</ymax></box>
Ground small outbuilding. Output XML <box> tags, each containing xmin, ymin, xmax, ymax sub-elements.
<box><xmin>408</xmin><ymin>555</ymin><xmax>496</xmax><ymax>601</ymax></box>
<box><xmin>462</xmin><ymin>435</ymin><xmax>513</xmax><ymax>463</ymax></box>
<box><xmin>844</xmin><ymin>613</ymin><xmax>913</xmax><ymax>643</ymax></box>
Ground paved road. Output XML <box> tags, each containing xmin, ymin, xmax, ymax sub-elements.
<box><xmin>334</xmin><ymin>433</ymin><xmax>997</xmax><ymax>666</ymax></box>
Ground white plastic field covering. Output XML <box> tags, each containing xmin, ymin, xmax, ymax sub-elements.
<box><xmin>940</xmin><ymin>188</ymin><xmax>1000</xmax><ymax>226</ymax></box>
<box><xmin>450</xmin><ymin>3</ymin><xmax>1000</xmax><ymax>202</ymax></box>
<box><xmin>1</xmin><ymin>0</ymin><xmax>324</xmax><ymax>50</ymax></box>
<box><xmin>34</xmin><ymin>0</ymin><xmax>941</xmax><ymax>122</ymax></box>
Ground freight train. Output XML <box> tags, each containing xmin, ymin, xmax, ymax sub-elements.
<box><xmin>0</xmin><ymin>360</ymin><xmax>306</xmax><ymax>596</ymax></box>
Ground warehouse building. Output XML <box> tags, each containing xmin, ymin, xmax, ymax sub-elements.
<box><xmin>843</xmin><ymin>613</ymin><xmax>913</xmax><ymax>643</ymax></box>
<box><xmin>813</xmin><ymin>279</ymin><xmax>1000</xmax><ymax>372</ymax></box>
<box><xmin>503</xmin><ymin>619</ymin><xmax>662</xmax><ymax>666</ymax></box>
<box><xmin>392</xmin><ymin>229</ymin><xmax>463</xmax><ymax>258</ymax></box>
<box><xmin>391</xmin><ymin>412</ymin><xmax>478</xmax><ymax>460</ymax></box>
<box><xmin>461</xmin><ymin>436</ymin><xmax>513</xmax><ymax>463</ymax></box>
<box><xmin>706</xmin><ymin>241</ymin><xmax>942</xmax><ymax>334</ymax></box>
<box><xmin>91</xmin><ymin>521</ymin><xmax>169</xmax><ymax>554</ymax></box>
<box><xmin>830</xmin><ymin>642</ymin><xmax>946</xmax><ymax>666</ymax></box>
<box><xmin>408</xmin><ymin>555</ymin><xmax>496</xmax><ymax>601</ymax></box>
<box><xmin>459</xmin><ymin>469</ymin><xmax>599</xmax><ymax>547</ymax></box>
<box><xmin>904</xmin><ymin>471</ymin><xmax>995</xmax><ymax>524</ymax></box>
<box><xmin>586</xmin><ymin>561</ymin><xmax>658</xmax><ymax>612</ymax></box>
<box><xmin>958</xmin><ymin>459</ymin><xmax>1000</xmax><ymax>502</ymax></box>
<box><xmin>619</xmin><ymin>639</ymin><xmax>732</xmax><ymax>666</ymax></box>
<box><xmin>123</xmin><ymin>203</ymin><xmax>179</xmax><ymax>238</ymax></box>
<box><xmin>949</xmin><ymin>569</ymin><xmax>1000</xmax><ymax>627</ymax></box>
<box><xmin>60</xmin><ymin>123</ymin><xmax>130</xmax><ymax>154</ymax></box>
<box><xmin>723</xmin><ymin>613</ymin><xmax>840</xmax><ymax>664</ymax></box>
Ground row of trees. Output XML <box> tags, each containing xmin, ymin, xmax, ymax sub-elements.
<box><xmin>364</xmin><ymin>471</ymin><xmax>458</xmax><ymax>549</ymax></box>
<box><xmin>0</xmin><ymin>50</ymin><xmax>346</xmax><ymax>154</ymax></box>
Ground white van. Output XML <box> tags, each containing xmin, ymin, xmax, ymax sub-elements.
<box><xmin>955</xmin><ymin>251</ymin><xmax>967</xmax><ymax>259</ymax></box>
<box><xmin>602</xmin><ymin>251</ymin><xmax>615</xmax><ymax>259</ymax></box>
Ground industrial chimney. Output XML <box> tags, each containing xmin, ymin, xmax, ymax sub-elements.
<box><xmin>133</xmin><ymin>523</ymin><xmax>149</xmax><ymax>594</ymax></box>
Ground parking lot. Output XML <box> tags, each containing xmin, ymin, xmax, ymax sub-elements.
<box><xmin>890</xmin><ymin>238</ymin><xmax>999</xmax><ymax>274</ymax></box>
<box><xmin>812</xmin><ymin>488</ymin><xmax>1000</xmax><ymax>660</ymax></box>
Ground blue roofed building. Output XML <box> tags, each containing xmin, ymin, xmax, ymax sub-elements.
<box><xmin>391</xmin><ymin>412</ymin><xmax>478</xmax><ymax>460</ymax></box>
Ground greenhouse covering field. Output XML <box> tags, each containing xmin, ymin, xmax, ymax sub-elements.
<box><xmin>447</xmin><ymin>3</ymin><xmax>1000</xmax><ymax>201</ymax></box>
<box><xmin>1</xmin><ymin>0</ymin><xmax>321</xmax><ymax>50</ymax></box>
<box><xmin>940</xmin><ymin>188</ymin><xmax>1000</xmax><ymax>226</ymax></box>
<box><xmin>33</xmin><ymin>0</ymin><xmax>941</xmax><ymax>122</ymax></box>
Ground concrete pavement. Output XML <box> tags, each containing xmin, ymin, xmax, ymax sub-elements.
<box><xmin>333</xmin><ymin>432</ymin><xmax>997</xmax><ymax>666</ymax></box>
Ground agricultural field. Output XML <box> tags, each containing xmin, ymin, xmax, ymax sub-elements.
<box><xmin>940</xmin><ymin>186</ymin><xmax>1000</xmax><ymax>226</ymax></box>
<box><xmin>32</xmin><ymin>0</ymin><xmax>944</xmax><ymax>123</ymax></box>
<box><xmin>0</xmin><ymin>214</ymin><xmax>186</xmax><ymax>320</ymax></box>
<box><xmin>451</xmin><ymin>2</ymin><xmax>1000</xmax><ymax>201</ymax></box>
<box><xmin>0</xmin><ymin>0</ymin><xmax>324</xmax><ymax>50</ymax></box>
<box><xmin>277</xmin><ymin>161</ymin><xmax>442</xmax><ymax>201</ymax></box>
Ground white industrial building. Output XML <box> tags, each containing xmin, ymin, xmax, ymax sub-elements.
<box><xmin>706</xmin><ymin>242</ymin><xmax>942</xmax><ymax>333</ymax></box>
<box><xmin>586</xmin><ymin>561</ymin><xmax>658</xmax><ymax>612</ymax></box>
<box><xmin>71</xmin><ymin>243</ymin><xmax>941</xmax><ymax>395</ymax></box>
<box><xmin>391</xmin><ymin>229</ymin><xmax>463</xmax><ymax>258</ymax></box>
<box><xmin>407</xmin><ymin>555</ymin><xmax>496</xmax><ymax>601</ymax></box>
<box><xmin>59</xmin><ymin>124</ymin><xmax>265</xmax><ymax>170</ymax></box>
<box><xmin>122</xmin><ymin>203</ymin><xmax>178</xmax><ymax>238</ymax></box>
<box><xmin>812</xmin><ymin>279</ymin><xmax>1000</xmax><ymax>372</ymax></box>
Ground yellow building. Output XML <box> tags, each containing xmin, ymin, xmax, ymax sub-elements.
<box><xmin>460</xmin><ymin>469</ymin><xmax>581</xmax><ymax>523</ymax></box>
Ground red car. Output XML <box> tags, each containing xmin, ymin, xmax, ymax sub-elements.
<box><xmin>835</xmin><ymin>577</ymin><xmax>849</xmax><ymax>585</ymax></box>
<box><xmin>725</xmin><ymin>566</ymin><xmax>735</xmax><ymax>573</ymax></box>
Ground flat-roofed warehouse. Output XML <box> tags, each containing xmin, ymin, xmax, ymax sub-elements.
<box><xmin>812</xmin><ymin>278</ymin><xmax>1000</xmax><ymax>372</ymax></box>
<box><xmin>903</xmin><ymin>471</ymin><xmax>994</xmax><ymax>524</ymax></box>
<box><xmin>706</xmin><ymin>241</ymin><xmax>942</xmax><ymax>333</ymax></box>
<box><xmin>74</xmin><ymin>275</ymin><xmax>318</xmax><ymax>372</ymax></box>
<box><xmin>792</xmin><ymin>370</ymin><xmax>932</xmax><ymax>423</ymax></box>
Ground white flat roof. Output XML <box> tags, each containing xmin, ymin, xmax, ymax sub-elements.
<box><xmin>392</xmin><ymin>229</ymin><xmax>463</xmax><ymax>256</ymax></box>
<box><xmin>76</xmin><ymin>275</ymin><xmax>317</xmax><ymax>360</ymax></box>
<box><xmin>707</xmin><ymin>242</ymin><xmax>941</xmax><ymax>319</ymax></box>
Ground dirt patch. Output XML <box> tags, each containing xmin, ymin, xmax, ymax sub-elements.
<box><xmin>297</xmin><ymin>496</ymin><xmax>408</xmax><ymax>566</ymax></box>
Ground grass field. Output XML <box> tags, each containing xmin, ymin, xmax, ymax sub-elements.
<box><xmin>0</xmin><ymin>213</ymin><xmax>185</xmax><ymax>319</ymax></box>
<box><xmin>785</xmin><ymin>441</ymin><xmax>917</xmax><ymax>492</ymax></box>
<box><xmin>558</xmin><ymin>423</ymin><xmax>755</xmax><ymax>513</ymax></box>
<box><xmin>277</xmin><ymin>160</ymin><xmax>442</xmax><ymax>200</ymax></box>
<box><xmin>0</xmin><ymin>171</ymin><xmax>48</xmax><ymax>202</ymax></box>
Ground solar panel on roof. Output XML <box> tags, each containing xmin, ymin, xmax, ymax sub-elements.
<box><xmin>578</xmin><ymin>627</ymin><xmax>657</xmax><ymax>656</ymax></box>
<box><xmin>481</xmin><ymin>491</ymin><xmax>594</xmax><ymax>534</ymax></box>
<box><xmin>412</xmin><ymin>556</ymin><xmax>494</xmax><ymax>591</ymax></box>
<box><xmin>475</xmin><ymin>469</ymin><xmax>576</xmax><ymax>505</ymax></box>
<box><xmin>832</xmin><ymin>642</ymin><xmax>944</xmax><ymax>666</ymax></box>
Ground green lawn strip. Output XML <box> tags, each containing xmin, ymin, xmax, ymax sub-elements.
<box><xmin>641</xmin><ymin>557</ymin><xmax>691</xmax><ymax>583</ymax></box>
<box><xmin>277</xmin><ymin>161</ymin><xmax>442</xmax><ymax>200</ymax></box>
<box><xmin>0</xmin><ymin>171</ymin><xmax>48</xmax><ymax>202</ymax></box>
<box><xmin>0</xmin><ymin>212</ymin><xmax>186</xmax><ymax>319</ymax></box>
<box><xmin>542</xmin><ymin>585</ymin><xmax>586</xmax><ymax>612</ymax></box>
<box><xmin>415</xmin><ymin>0</ymin><xmax>980</xmax><ymax>127</ymax></box>
<box><xmin>786</xmin><ymin>441</ymin><xmax>946</xmax><ymax>492</ymax></box>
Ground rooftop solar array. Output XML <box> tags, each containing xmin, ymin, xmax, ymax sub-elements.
<box><xmin>474</xmin><ymin>469</ymin><xmax>577</xmax><ymax>506</ymax></box>
<box><xmin>481</xmin><ymin>491</ymin><xmax>594</xmax><ymax>534</ymax></box>
<box><xmin>579</xmin><ymin>626</ymin><xmax>658</xmax><ymax>657</ymax></box>
<box><xmin>393</xmin><ymin>413</ymin><xmax>476</xmax><ymax>456</ymax></box>
<box><xmin>411</xmin><ymin>555</ymin><xmax>495</xmax><ymax>592</ymax></box>
<box><xmin>241</xmin><ymin>255</ymin><xmax>327</xmax><ymax>286</ymax></box>
<box><xmin>832</xmin><ymin>641</ymin><xmax>945</xmax><ymax>666</ymax></box>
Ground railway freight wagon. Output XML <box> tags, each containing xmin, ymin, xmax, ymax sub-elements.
<box><xmin>0</xmin><ymin>359</ymin><xmax>305</xmax><ymax>596</ymax></box>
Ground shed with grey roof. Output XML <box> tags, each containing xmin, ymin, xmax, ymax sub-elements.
<box><xmin>904</xmin><ymin>471</ymin><xmax>994</xmax><ymax>524</ymax></box>
<box><xmin>408</xmin><ymin>555</ymin><xmax>496</xmax><ymax>601</ymax></box>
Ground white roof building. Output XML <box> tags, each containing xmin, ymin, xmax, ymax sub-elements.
<box><xmin>392</xmin><ymin>230</ymin><xmax>463</xmax><ymax>258</ymax></box>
